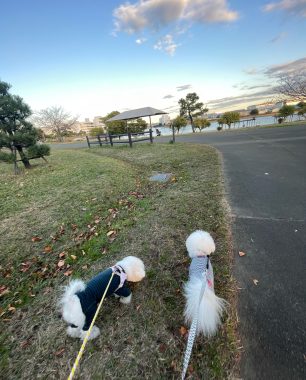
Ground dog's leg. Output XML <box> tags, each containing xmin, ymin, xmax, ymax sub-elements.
<box><xmin>119</xmin><ymin>293</ymin><xmax>132</xmax><ymax>304</ymax></box>
<box><xmin>79</xmin><ymin>325</ymin><xmax>100</xmax><ymax>340</ymax></box>
<box><xmin>67</xmin><ymin>326</ymin><xmax>82</xmax><ymax>339</ymax></box>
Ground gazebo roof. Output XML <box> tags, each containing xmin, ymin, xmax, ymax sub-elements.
<box><xmin>107</xmin><ymin>107</ymin><xmax>167</xmax><ymax>121</ymax></box>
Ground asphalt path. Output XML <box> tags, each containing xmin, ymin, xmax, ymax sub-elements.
<box><xmin>51</xmin><ymin>125</ymin><xmax>306</xmax><ymax>378</ymax></box>
<box><xmin>171</xmin><ymin>125</ymin><xmax>306</xmax><ymax>379</ymax></box>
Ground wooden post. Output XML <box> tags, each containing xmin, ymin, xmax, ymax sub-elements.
<box><xmin>109</xmin><ymin>134</ymin><xmax>113</xmax><ymax>147</ymax></box>
<box><xmin>172</xmin><ymin>123</ymin><xmax>175</xmax><ymax>143</ymax></box>
<box><xmin>86</xmin><ymin>136</ymin><xmax>90</xmax><ymax>148</ymax></box>
<box><xmin>149</xmin><ymin>129</ymin><xmax>153</xmax><ymax>143</ymax></box>
<box><xmin>13</xmin><ymin>146</ymin><xmax>18</xmax><ymax>175</ymax></box>
<box><xmin>97</xmin><ymin>135</ymin><xmax>102</xmax><ymax>147</ymax></box>
<box><xmin>128</xmin><ymin>132</ymin><xmax>132</xmax><ymax>148</ymax></box>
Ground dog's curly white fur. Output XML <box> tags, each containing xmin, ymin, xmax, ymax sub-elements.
<box><xmin>184</xmin><ymin>230</ymin><xmax>227</xmax><ymax>336</ymax></box>
<box><xmin>59</xmin><ymin>256</ymin><xmax>145</xmax><ymax>340</ymax></box>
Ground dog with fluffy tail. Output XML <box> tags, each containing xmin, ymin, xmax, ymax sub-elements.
<box><xmin>182</xmin><ymin>231</ymin><xmax>227</xmax><ymax>378</ymax></box>
<box><xmin>59</xmin><ymin>256</ymin><xmax>145</xmax><ymax>340</ymax></box>
<box><xmin>184</xmin><ymin>230</ymin><xmax>227</xmax><ymax>337</ymax></box>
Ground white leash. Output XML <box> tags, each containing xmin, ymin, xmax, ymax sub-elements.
<box><xmin>181</xmin><ymin>270</ymin><xmax>207</xmax><ymax>380</ymax></box>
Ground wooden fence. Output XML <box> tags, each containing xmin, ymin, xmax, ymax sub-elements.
<box><xmin>86</xmin><ymin>130</ymin><xmax>153</xmax><ymax>148</ymax></box>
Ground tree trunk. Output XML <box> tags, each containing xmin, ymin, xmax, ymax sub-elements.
<box><xmin>189</xmin><ymin>113</ymin><xmax>195</xmax><ymax>132</ymax></box>
<box><xmin>16</xmin><ymin>145</ymin><xmax>31</xmax><ymax>168</ymax></box>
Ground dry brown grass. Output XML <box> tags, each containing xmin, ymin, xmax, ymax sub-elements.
<box><xmin>0</xmin><ymin>143</ymin><xmax>238</xmax><ymax>379</ymax></box>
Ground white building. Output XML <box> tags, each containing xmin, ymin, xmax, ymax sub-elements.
<box><xmin>159</xmin><ymin>114</ymin><xmax>170</xmax><ymax>125</ymax></box>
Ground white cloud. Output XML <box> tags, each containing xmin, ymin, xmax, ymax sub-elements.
<box><xmin>113</xmin><ymin>0</ymin><xmax>185</xmax><ymax>34</ymax></box>
<box><xmin>263</xmin><ymin>0</ymin><xmax>306</xmax><ymax>18</ymax></box>
<box><xmin>176</xmin><ymin>84</ymin><xmax>192</xmax><ymax>91</ymax></box>
<box><xmin>269</xmin><ymin>32</ymin><xmax>287</xmax><ymax>43</ymax></box>
<box><xmin>113</xmin><ymin>0</ymin><xmax>239</xmax><ymax>34</ymax></box>
<box><xmin>135</xmin><ymin>37</ymin><xmax>147</xmax><ymax>44</ymax></box>
<box><xmin>154</xmin><ymin>34</ymin><xmax>179</xmax><ymax>56</ymax></box>
<box><xmin>264</xmin><ymin>57</ymin><xmax>306</xmax><ymax>77</ymax></box>
<box><xmin>243</xmin><ymin>68</ymin><xmax>260</xmax><ymax>75</ymax></box>
<box><xmin>183</xmin><ymin>0</ymin><xmax>239</xmax><ymax>23</ymax></box>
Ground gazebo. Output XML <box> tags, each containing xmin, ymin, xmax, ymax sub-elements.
<box><xmin>106</xmin><ymin>106</ymin><xmax>167</xmax><ymax>130</ymax></box>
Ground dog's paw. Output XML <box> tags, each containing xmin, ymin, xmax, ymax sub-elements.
<box><xmin>67</xmin><ymin>326</ymin><xmax>81</xmax><ymax>338</ymax></box>
<box><xmin>80</xmin><ymin>325</ymin><xmax>100</xmax><ymax>340</ymax></box>
<box><xmin>120</xmin><ymin>294</ymin><xmax>132</xmax><ymax>304</ymax></box>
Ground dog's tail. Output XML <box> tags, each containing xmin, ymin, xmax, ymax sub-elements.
<box><xmin>184</xmin><ymin>277</ymin><xmax>227</xmax><ymax>337</ymax></box>
<box><xmin>59</xmin><ymin>279</ymin><xmax>86</xmax><ymax>328</ymax></box>
<box><xmin>60</xmin><ymin>279</ymin><xmax>86</xmax><ymax>305</ymax></box>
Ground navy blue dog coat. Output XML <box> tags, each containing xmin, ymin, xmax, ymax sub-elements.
<box><xmin>75</xmin><ymin>265</ymin><xmax>130</xmax><ymax>330</ymax></box>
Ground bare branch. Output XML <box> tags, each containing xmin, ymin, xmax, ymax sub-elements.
<box><xmin>33</xmin><ymin>106</ymin><xmax>78</xmax><ymax>141</ymax></box>
<box><xmin>276</xmin><ymin>71</ymin><xmax>306</xmax><ymax>101</ymax></box>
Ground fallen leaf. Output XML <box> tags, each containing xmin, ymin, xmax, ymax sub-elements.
<box><xmin>0</xmin><ymin>285</ymin><xmax>10</xmax><ymax>297</ymax></box>
<box><xmin>239</xmin><ymin>251</ymin><xmax>246</xmax><ymax>257</ymax></box>
<box><xmin>101</xmin><ymin>247</ymin><xmax>107</xmax><ymax>255</ymax></box>
<box><xmin>8</xmin><ymin>305</ymin><xmax>16</xmax><ymax>313</ymax></box>
<box><xmin>70</xmin><ymin>255</ymin><xmax>77</xmax><ymax>260</ymax></box>
<box><xmin>31</xmin><ymin>236</ymin><xmax>42</xmax><ymax>242</ymax></box>
<box><xmin>57</xmin><ymin>260</ymin><xmax>65</xmax><ymax>268</ymax></box>
<box><xmin>253</xmin><ymin>279</ymin><xmax>259</xmax><ymax>286</ymax></box>
<box><xmin>20</xmin><ymin>340</ymin><xmax>31</xmax><ymax>349</ymax></box>
<box><xmin>54</xmin><ymin>348</ymin><xmax>65</xmax><ymax>357</ymax></box>
<box><xmin>82</xmin><ymin>265</ymin><xmax>88</xmax><ymax>270</ymax></box>
<box><xmin>64</xmin><ymin>270</ymin><xmax>73</xmax><ymax>276</ymax></box>
<box><xmin>82</xmin><ymin>250</ymin><xmax>86</xmax><ymax>255</ymax></box>
<box><xmin>20</xmin><ymin>261</ymin><xmax>32</xmax><ymax>272</ymax></box>
<box><xmin>187</xmin><ymin>364</ymin><xmax>194</xmax><ymax>374</ymax></box>
<box><xmin>179</xmin><ymin>326</ymin><xmax>188</xmax><ymax>336</ymax></box>
<box><xmin>59</xmin><ymin>251</ymin><xmax>66</xmax><ymax>258</ymax></box>
<box><xmin>159</xmin><ymin>343</ymin><xmax>166</xmax><ymax>353</ymax></box>
<box><xmin>136</xmin><ymin>305</ymin><xmax>141</xmax><ymax>311</ymax></box>
<box><xmin>107</xmin><ymin>230</ymin><xmax>116</xmax><ymax>237</ymax></box>
<box><xmin>44</xmin><ymin>246</ymin><xmax>52</xmax><ymax>253</ymax></box>
<box><xmin>71</xmin><ymin>224</ymin><xmax>78</xmax><ymax>230</ymax></box>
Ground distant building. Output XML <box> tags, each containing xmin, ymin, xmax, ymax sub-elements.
<box><xmin>93</xmin><ymin>116</ymin><xmax>104</xmax><ymax>127</ymax></box>
<box><xmin>159</xmin><ymin>114</ymin><xmax>170</xmax><ymax>125</ymax></box>
<box><xmin>207</xmin><ymin>113</ymin><xmax>219</xmax><ymax>119</ymax></box>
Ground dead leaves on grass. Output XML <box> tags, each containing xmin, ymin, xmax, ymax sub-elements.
<box><xmin>43</xmin><ymin>245</ymin><xmax>53</xmax><ymax>253</ymax></box>
<box><xmin>31</xmin><ymin>236</ymin><xmax>42</xmax><ymax>242</ymax></box>
<box><xmin>0</xmin><ymin>285</ymin><xmax>10</xmax><ymax>297</ymax></box>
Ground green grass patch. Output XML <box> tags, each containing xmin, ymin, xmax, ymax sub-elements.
<box><xmin>0</xmin><ymin>144</ymin><xmax>238</xmax><ymax>379</ymax></box>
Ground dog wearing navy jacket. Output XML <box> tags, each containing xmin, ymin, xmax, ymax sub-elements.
<box><xmin>59</xmin><ymin>256</ymin><xmax>145</xmax><ymax>340</ymax></box>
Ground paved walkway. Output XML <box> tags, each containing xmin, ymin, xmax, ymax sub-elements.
<box><xmin>172</xmin><ymin>125</ymin><xmax>306</xmax><ymax>379</ymax></box>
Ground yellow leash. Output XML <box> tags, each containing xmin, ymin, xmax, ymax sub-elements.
<box><xmin>67</xmin><ymin>272</ymin><xmax>115</xmax><ymax>380</ymax></box>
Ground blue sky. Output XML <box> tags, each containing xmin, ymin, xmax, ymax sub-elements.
<box><xmin>1</xmin><ymin>0</ymin><xmax>305</xmax><ymax>120</ymax></box>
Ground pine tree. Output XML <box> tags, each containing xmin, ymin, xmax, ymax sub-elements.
<box><xmin>0</xmin><ymin>80</ymin><xmax>50</xmax><ymax>169</ymax></box>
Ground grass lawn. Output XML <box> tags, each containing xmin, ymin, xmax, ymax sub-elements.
<box><xmin>0</xmin><ymin>143</ymin><xmax>238</xmax><ymax>379</ymax></box>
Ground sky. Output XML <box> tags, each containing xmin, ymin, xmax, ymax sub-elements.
<box><xmin>1</xmin><ymin>0</ymin><xmax>306</xmax><ymax>121</ymax></box>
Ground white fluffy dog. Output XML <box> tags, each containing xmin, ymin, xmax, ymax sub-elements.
<box><xmin>184</xmin><ymin>230</ymin><xmax>227</xmax><ymax>336</ymax></box>
<box><xmin>59</xmin><ymin>256</ymin><xmax>145</xmax><ymax>340</ymax></box>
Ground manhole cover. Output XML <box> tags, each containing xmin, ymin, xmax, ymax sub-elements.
<box><xmin>149</xmin><ymin>172</ymin><xmax>173</xmax><ymax>183</ymax></box>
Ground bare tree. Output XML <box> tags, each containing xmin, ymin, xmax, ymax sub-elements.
<box><xmin>34</xmin><ymin>106</ymin><xmax>78</xmax><ymax>142</ymax></box>
<box><xmin>277</xmin><ymin>72</ymin><xmax>306</xmax><ymax>101</ymax></box>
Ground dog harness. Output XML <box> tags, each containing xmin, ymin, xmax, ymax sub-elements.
<box><xmin>75</xmin><ymin>265</ymin><xmax>131</xmax><ymax>330</ymax></box>
<box><xmin>182</xmin><ymin>256</ymin><xmax>213</xmax><ymax>379</ymax></box>
<box><xmin>189</xmin><ymin>256</ymin><xmax>214</xmax><ymax>290</ymax></box>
